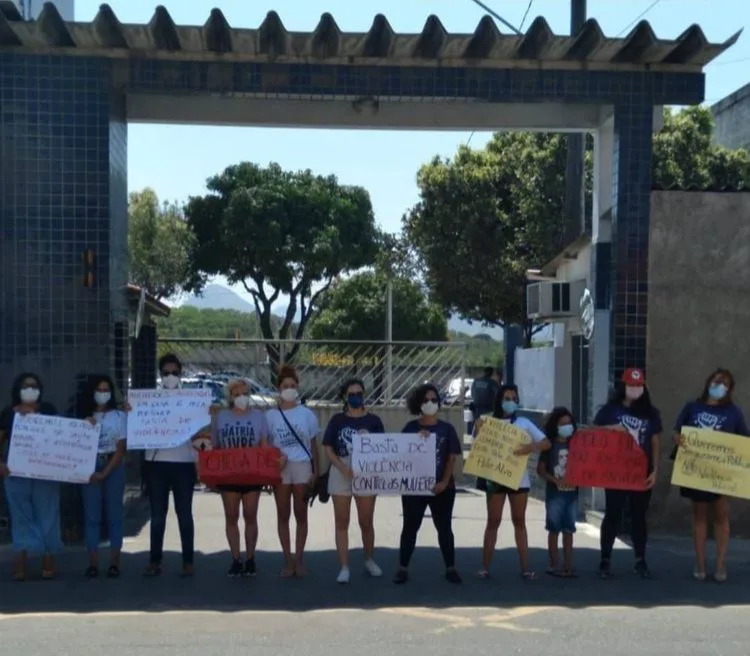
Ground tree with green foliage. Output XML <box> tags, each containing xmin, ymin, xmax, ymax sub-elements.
<box><xmin>157</xmin><ymin>306</ymin><xmax>265</xmax><ymax>339</ymax></box>
<box><xmin>128</xmin><ymin>188</ymin><xmax>195</xmax><ymax>301</ymax></box>
<box><xmin>183</xmin><ymin>163</ymin><xmax>381</xmax><ymax>361</ymax></box>
<box><xmin>308</xmin><ymin>271</ymin><xmax>447</xmax><ymax>342</ymax></box>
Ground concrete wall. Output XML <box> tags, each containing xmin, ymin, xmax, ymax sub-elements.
<box><xmin>712</xmin><ymin>83</ymin><xmax>750</xmax><ymax>151</ymax></box>
<box><xmin>648</xmin><ymin>190</ymin><xmax>750</xmax><ymax>534</ymax></box>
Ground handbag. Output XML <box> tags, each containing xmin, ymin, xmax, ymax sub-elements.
<box><xmin>278</xmin><ymin>408</ymin><xmax>330</xmax><ymax>505</ymax></box>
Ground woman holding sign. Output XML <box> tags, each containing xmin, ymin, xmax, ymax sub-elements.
<box><xmin>323</xmin><ymin>378</ymin><xmax>385</xmax><ymax>584</ymax></box>
<box><xmin>673</xmin><ymin>368</ymin><xmax>748</xmax><ymax>582</ymax></box>
<box><xmin>266</xmin><ymin>365</ymin><xmax>320</xmax><ymax>579</ymax></box>
<box><xmin>0</xmin><ymin>373</ymin><xmax>61</xmax><ymax>581</ymax></box>
<box><xmin>393</xmin><ymin>383</ymin><xmax>463</xmax><ymax>585</ymax></box>
<box><xmin>476</xmin><ymin>384</ymin><xmax>550</xmax><ymax>581</ymax></box>
<box><xmin>211</xmin><ymin>378</ymin><xmax>270</xmax><ymax>578</ymax></box>
<box><xmin>79</xmin><ymin>375</ymin><xmax>127</xmax><ymax>579</ymax></box>
<box><xmin>594</xmin><ymin>368</ymin><xmax>662</xmax><ymax>580</ymax></box>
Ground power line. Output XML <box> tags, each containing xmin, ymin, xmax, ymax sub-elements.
<box><xmin>467</xmin><ymin>0</ymin><xmax>522</xmax><ymax>35</ymax></box>
<box><xmin>616</xmin><ymin>0</ymin><xmax>662</xmax><ymax>37</ymax></box>
<box><xmin>519</xmin><ymin>1</ymin><xmax>534</xmax><ymax>32</ymax></box>
<box><xmin>710</xmin><ymin>56</ymin><xmax>750</xmax><ymax>67</ymax></box>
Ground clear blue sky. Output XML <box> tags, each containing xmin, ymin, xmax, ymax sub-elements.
<box><xmin>73</xmin><ymin>0</ymin><xmax>749</xmax><ymax>322</ymax></box>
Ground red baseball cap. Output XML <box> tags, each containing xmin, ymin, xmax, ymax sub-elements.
<box><xmin>622</xmin><ymin>368</ymin><xmax>646</xmax><ymax>386</ymax></box>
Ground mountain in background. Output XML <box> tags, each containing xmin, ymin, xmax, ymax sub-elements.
<box><xmin>182</xmin><ymin>283</ymin><xmax>506</xmax><ymax>339</ymax></box>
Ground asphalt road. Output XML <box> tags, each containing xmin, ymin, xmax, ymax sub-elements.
<box><xmin>2</xmin><ymin>490</ymin><xmax>750</xmax><ymax>655</ymax></box>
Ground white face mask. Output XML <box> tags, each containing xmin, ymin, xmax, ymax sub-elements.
<box><xmin>233</xmin><ymin>394</ymin><xmax>250</xmax><ymax>410</ymax></box>
<box><xmin>421</xmin><ymin>401</ymin><xmax>439</xmax><ymax>417</ymax></box>
<box><xmin>161</xmin><ymin>374</ymin><xmax>180</xmax><ymax>390</ymax></box>
<box><xmin>19</xmin><ymin>387</ymin><xmax>40</xmax><ymax>404</ymax></box>
<box><xmin>280</xmin><ymin>388</ymin><xmax>299</xmax><ymax>403</ymax></box>
<box><xmin>625</xmin><ymin>386</ymin><xmax>644</xmax><ymax>401</ymax></box>
<box><xmin>94</xmin><ymin>392</ymin><xmax>111</xmax><ymax>406</ymax></box>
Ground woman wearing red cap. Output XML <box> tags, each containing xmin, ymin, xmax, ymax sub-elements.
<box><xmin>672</xmin><ymin>368</ymin><xmax>748</xmax><ymax>582</ymax></box>
<box><xmin>593</xmin><ymin>368</ymin><xmax>662</xmax><ymax>579</ymax></box>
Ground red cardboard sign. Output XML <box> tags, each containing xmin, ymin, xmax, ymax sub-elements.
<box><xmin>567</xmin><ymin>428</ymin><xmax>648</xmax><ymax>491</ymax></box>
<box><xmin>199</xmin><ymin>446</ymin><xmax>282</xmax><ymax>488</ymax></box>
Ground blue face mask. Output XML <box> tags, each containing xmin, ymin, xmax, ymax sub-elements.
<box><xmin>501</xmin><ymin>400</ymin><xmax>518</xmax><ymax>416</ymax></box>
<box><xmin>347</xmin><ymin>393</ymin><xmax>364</xmax><ymax>409</ymax></box>
<box><xmin>558</xmin><ymin>424</ymin><xmax>575</xmax><ymax>439</ymax></box>
<box><xmin>708</xmin><ymin>383</ymin><xmax>728</xmax><ymax>401</ymax></box>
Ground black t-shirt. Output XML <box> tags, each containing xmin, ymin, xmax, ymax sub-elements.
<box><xmin>322</xmin><ymin>412</ymin><xmax>385</xmax><ymax>458</ymax></box>
<box><xmin>0</xmin><ymin>403</ymin><xmax>58</xmax><ymax>449</ymax></box>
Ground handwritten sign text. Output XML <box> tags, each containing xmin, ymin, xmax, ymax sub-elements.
<box><xmin>567</xmin><ymin>428</ymin><xmax>648</xmax><ymax>491</ymax></box>
<box><xmin>463</xmin><ymin>417</ymin><xmax>531</xmax><ymax>490</ymax></box>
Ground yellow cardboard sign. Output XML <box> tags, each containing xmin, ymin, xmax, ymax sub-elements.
<box><xmin>463</xmin><ymin>416</ymin><xmax>531</xmax><ymax>490</ymax></box>
<box><xmin>671</xmin><ymin>427</ymin><xmax>750</xmax><ymax>500</ymax></box>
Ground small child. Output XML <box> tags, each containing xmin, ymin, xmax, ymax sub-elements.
<box><xmin>537</xmin><ymin>406</ymin><xmax>579</xmax><ymax>577</ymax></box>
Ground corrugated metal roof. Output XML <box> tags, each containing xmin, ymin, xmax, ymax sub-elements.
<box><xmin>0</xmin><ymin>2</ymin><xmax>741</xmax><ymax>70</ymax></box>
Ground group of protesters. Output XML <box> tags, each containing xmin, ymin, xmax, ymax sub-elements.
<box><xmin>0</xmin><ymin>353</ymin><xmax>744</xmax><ymax>586</ymax></box>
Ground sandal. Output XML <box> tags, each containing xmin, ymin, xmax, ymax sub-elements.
<box><xmin>41</xmin><ymin>569</ymin><xmax>56</xmax><ymax>580</ymax></box>
<box><xmin>522</xmin><ymin>570</ymin><xmax>537</xmax><ymax>580</ymax></box>
<box><xmin>12</xmin><ymin>568</ymin><xmax>26</xmax><ymax>582</ymax></box>
<box><xmin>142</xmin><ymin>564</ymin><xmax>162</xmax><ymax>578</ymax></box>
<box><xmin>85</xmin><ymin>565</ymin><xmax>99</xmax><ymax>578</ymax></box>
<box><xmin>107</xmin><ymin>565</ymin><xmax>121</xmax><ymax>579</ymax></box>
<box><xmin>714</xmin><ymin>570</ymin><xmax>727</xmax><ymax>583</ymax></box>
<box><xmin>476</xmin><ymin>569</ymin><xmax>491</xmax><ymax>580</ymax></box>
<box><xmin>280</xmin><ymin>564</ymin><xmax>295</xmax><ymax>579</ymax></box>
<box><xmin>546</xmin><ymin>567</ymin><xmax>562</xmax><ymax>577</ymax></box>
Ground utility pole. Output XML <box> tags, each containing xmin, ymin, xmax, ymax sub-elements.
<box><xmin>564</xmin><ymin>0</ymin><xmax>588</xmax><ymax>241</ymax></box>
<box><xmin>384</xmin><ymin>259</ymin><xmax>394</xmax><ymax>405</ymax></box>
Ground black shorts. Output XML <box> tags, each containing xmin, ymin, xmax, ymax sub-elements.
<box><xmin>477</xmin><ymin>478</ymin><xmax>530</xmax><ymax>495</ymax></box>
<box><xmin>216</xmin><ymin>484</ymin><xmax>264</xmax><ymax>495</ymax></box>
<box><xmin>680</xmin><ymin>486</ymin><xmax>722</xmax><ymax>503</ymax></box>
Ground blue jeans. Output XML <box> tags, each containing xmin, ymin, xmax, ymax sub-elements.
<box><xmin>146</xmin><ymin>461</ymin><xmax>196</xmax><ymax>566</ymax></box>
<box><xmin>81</xmin><ymin>461</ymin><xmax>126</xmax><ymax>553</ymax></box>
<box><xmin>4</xmin><ymin>476</ymin><xmax>62</xmax><ymax>555</ymax></box>
<box><xmin>545</xmin><ymin>491</ymin><xmax>578</xmax><ymax>534</ymax></box>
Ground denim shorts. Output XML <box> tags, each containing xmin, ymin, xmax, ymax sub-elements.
<box><xmin>545</xmin><ymin>492</ymin><xmax>578</xmax><ymax>534</ymax></box>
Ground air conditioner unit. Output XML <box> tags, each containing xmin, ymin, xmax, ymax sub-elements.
<box><xmin>526</xmin><ymin>280</ymin><xmax>587</xmax><ymax>320</ymax></box>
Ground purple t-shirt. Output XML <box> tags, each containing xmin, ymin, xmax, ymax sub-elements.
<box><xmin>212</xmin><ymin>408</ymin><xmax>268</xmax><ymax>449</ymax></box>
<box><xmin>402</xmin><ymin>418</ymin><xmax>462</xmax><ymax>483</ymax></box>
<box><xmin>674</xmin><ymin>401</ymin><xmax>748</xmax><ymax>436</ymax></box>
<box><xmin>322</xmin><ymin>412</ymin><xmax>385</xmax><ymax>458</ymax></box>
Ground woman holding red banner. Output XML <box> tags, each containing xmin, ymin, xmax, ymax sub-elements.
<box><xmin>266</xmin><ymin>365</ymin><xmax>320</xmax><ymax>579</ymax></box>
<box><xmin>672</xmin><ymin>368</ymin><xmax>748</xmax><ymax>583</ymax></box>
<box><xmin>211</xmin><ymin>379</ymin><xmax>270</xmax><ymax>578</ymax></box>
<box><xmin>594</xmin><ymin>368</ymin><xmax>662</xmax><ymax>580</ymax></box>
<box><xmin>476</xmin><ymin>384</ymin><xmax>550</xmax><ymax>581</ymax></box>
<box><xmin>323</xmin><ymin>378</ymin><xmax>385</xmax><ymax>584</ymax></box>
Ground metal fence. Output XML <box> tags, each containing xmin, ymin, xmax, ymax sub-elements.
<box><xmin>157</xmin><ymin>338</ymin><xmax>468</xmax><ymax>407</ymax></box>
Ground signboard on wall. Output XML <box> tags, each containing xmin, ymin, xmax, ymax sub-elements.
<box><xmin>579</xmin><ymin>288</ymin><xmax>595</xmax><ymax>341</ymax></box>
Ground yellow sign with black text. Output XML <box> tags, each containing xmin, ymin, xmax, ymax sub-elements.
<box><xmin>463</xmin><ymin>417</ymin><xmax>531</xmax><ymax>490</ymax></box>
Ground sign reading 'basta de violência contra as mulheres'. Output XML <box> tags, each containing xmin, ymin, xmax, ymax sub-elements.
<box><xmin>351</xmin><ymin>433</ymin><xmax>436</xmax><ymax>496</ymax></box>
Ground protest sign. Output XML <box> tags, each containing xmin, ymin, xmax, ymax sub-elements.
<box><xmin>566</xmin><ymin>428</ymin><xmax>648</xmax><ymax>491</ymax></box>
<box><xmin>7</xmin><ymin>414</ymin><xmax>100</xmax><ymax>484</ymax></box>
<box><xmin>198</xmin><ymin>446</ymin><xmax>282</xmax><ymax>487</ymax></box>
<box><xmin>126</xmin><ymin>388</ymin><xmax>212</xmax><ymax>450</ymax></box>
<box><xmin>463</xmin><ymin>417</ymin><xmax>531</xmax><ymax>490</ymax></box>
<box><xmin>671</xmin><ymin>428</ymin><xmax>750</xmax><ymax>499</ymax></box>
<box><xmin>352</xmin><ymin>433</ymin><xmax>436</xmax><ymax>496</ymax></box>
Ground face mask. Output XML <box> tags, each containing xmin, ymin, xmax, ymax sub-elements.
<box><xmin>280</xmin><ymin>388</ymin><xmax>299</xmax><ymax>403</ymax></box>
<box><xmin>94</xmin><ymin>392</ymin><xmax>111</xmax><ymax>406</ymax></box>
<box><xmin>708</xmin><ymin>383</ymin><xmax>728</xmax><ymax>401</ymax></box>
<box><xmin>558</xmin><ymin>424</ymin><xmax>574</xmax><ymax>439</ymax></box>
<box><xmin>19</xmin><ymin>387</ymin><xmax>40</xmax><ymax>404</ymax></box>
<box><xmin>502</xmin><ymin>400</ymin><xmax>518</xmax><ymax>415</ymax></box>
<box><xmin>625</xmin><ymin>386</ymin><xmax>644</xmax><ymax>401</ymax></box>
<box><xmin>347</xmin><ymin>393</ymin><xmax>364</xmax><ymax>409</ymax></box>
<box><xmin>161</xmin><ymin>374</ymin><xmax>180</xmax><ymax>390</ymax></box>
<box><xmin>421</xmin><ymin>401</ymin><xmax>439</xmax><ymax>417</ymax></box>
<box><xmin>233</xmin><ymin>394</ymin><xmax>250</xmax><ymax>410</ymax></box>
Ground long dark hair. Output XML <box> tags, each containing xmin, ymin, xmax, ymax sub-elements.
<box><xmin>543</xmin><ymin>406</ymin><xmax>577</xmax><ymax>440</ymax></box>
<box><xmin>406</xmin><ymin>383</ymin><xmax>441</xmax><ymax>416</ymax></box>
<box><xmin>10</xmin><ymin>372</ymin><xmax>44</xmax><ymax>406</ymax></box>
<box><xmin>340</xmin><ymin>377</ymin><xmax>366</xmax><ymax>412</ymax></box>
<box><xmin>492</xmin><ymin>384</ymin><xmax>519</xmax><ymax>419</ymax></box>
<box><xmin>608</xmin><ymin>382</ymin><xmax>658</xmax><ymax>420</ymax></box>
<box><xmin>698</xmin><ymin>368</ymin><xmax>735</xmax><ymax>405</ymax></box>
<box><xmin>78</xmin><ymin>374</ymin><xmax>119</xmax><ymax>419</ymax></box>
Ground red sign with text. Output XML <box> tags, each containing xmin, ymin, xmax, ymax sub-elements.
<box><xmin>199</xmin><ymin>446</ymin><xmax>282</xmax><ymax>488</ymax></box>
<box><xmin>567</xmin><ymin>428</ymin><xmax>648</xmax><ymax>491</ymax></box>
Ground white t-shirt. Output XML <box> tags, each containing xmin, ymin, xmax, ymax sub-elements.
<box><xmin>501</xmin><ymin>416</ymin><xmax>547</xmax><ymax>489</ymax></box>
<box><xmin>93</xmin><ymin>409</ymin><xmax>127</xmax><ymax>454</ymax></box>
<box><xmin>266</xmin><ymin>405</ymin><xmax>320</xmax><ymax>463</ymax></box>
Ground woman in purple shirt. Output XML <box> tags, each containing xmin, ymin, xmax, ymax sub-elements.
<box><xmin>323</xmin><ymin>378</ymin><xmax>385</xmax><ymax>584</ymax></box>
<box><xmin>211</xmin><ymin>379</ymin><xmax>269</xmax><ymax>578</ymax></box>
<box><xmin>673</xmin><ymin>368</ymin><xmax>748</xmax><ymax>583</ymax></box>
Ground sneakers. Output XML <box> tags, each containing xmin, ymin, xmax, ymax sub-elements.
<box><xmin>244</xmin><ymin>558</ymin><xmax>257</xmax><ymax>577</ymax></box>
<box><xmin>227</xmin><ymin>559</ymin><xmax>244</xmax><ymax>578</ymax></box>
<box><xmin>336</xmin><ymin>567</ymin><xmax>351</xmax><ymax>584</ymax></box>
<box><xmin>445</xmin><ymin>569</ymin><xmax>462</xmax><ymax>584</ymax></box>
<box><xmin>633</xmin><ymin>559</ymin><xmax>652</xmax><ymax>579</ymax></box>
<box><xmin>364</xmin><ymin>559</ymin><xmax>383</xmax><ymax>578</ymax></box>
<box><xmin>392</xmin><ymin>568</ymin><xmax>409</xmax><ymax>584</ymax></box>
<box><xmin>598</xmin><ymin>559</ymin><xmax>612</xmax><ymax>579</ymax></box>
